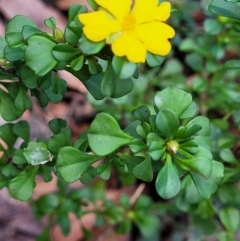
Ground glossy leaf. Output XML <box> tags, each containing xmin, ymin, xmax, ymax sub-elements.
<box><xmin>23</xmin><ymin>142</ymin><xmax>53</xmax><ymax>166</ymax></box>
<box><xmin>133</xmin><ymin>156</ymin><xmax>153</xmax><ymax>182</ymax></box>
<box><xmin>156</xmin><ymin>109</ymin><xmax>180</xmax><ymax>139</ymax></box>
<box><xmin>56</xmin><ymin>146</ymin><xmax>101</xmax><ymax>182</ymax></box>
<box><xmin>88</xmin><ymin>113</ymin><xmax>132</xmax><ymax>156</ymax></box>
<box><xmin>5</xmin><ymin>15</ymin><xmax>37</xmax><ymax>47</ymax></box>
<box><xmin>25</xmin><ymin>35</ymin><xmax>57</xmax><ymax>76</ymax></box>
<box><xmin>154</xmin><ymin>87</ymin><xmax>192</xmax><ymax>118</ymax></box>
<box><xmin>209</xmin><ymin>0</ymin><xmax>240</xmax><ymax>21</ymax></box>
<box><xmin>155</xmin><ymin>155</ymin><xmax>180</xmax><ymax>199</ymax></box>
<box><xmin>8</xmin><ymin>167</ymin><xmax>38</xmax><ymax>201</ymax></box>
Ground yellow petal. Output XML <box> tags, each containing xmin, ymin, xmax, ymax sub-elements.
<box><xmin>111</xmin><ymin>31</ymin><xmax>146</xmax><ymax>63</ymax></box>
<box><xmin>79</xmin><ymin>11</ymin><xmax>122</xmax><ymax>42</ymax></box>
<box><xmin>136</xmin><ymin>21</ymin><xmax>175</xmax><ymax>56</ymax></box>
<box><xmin>154</xmin><ymin>2</ymin><xmax>171</xmax><ymax>21</ymax></box>
<box><xmin>96</xmin><ymin>0</ymin><xmax>132</xmax><ymax>21</ymax></box>
<box><xmin>132</xmin><ymin>0</ymin><xmax>158</xmax><ymax>24</ymax></box>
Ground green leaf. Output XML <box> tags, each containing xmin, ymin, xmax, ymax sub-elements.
<box><xmin>64</xmin><ymin>21</ymin><xmax>83</xmax><ymax>45</ymax></box>
<box><xmin>13</xmin><ymin>149</ymin><xmax>28</xmax><ymax>164</ymax></box>
<box><xmin>112</xmin><ymin>56</ymin><xmax>137</xmax><ymax>79</ymax></box>
<box><xmin>191</xmin><ymin>161</ymin><xmax>224</xmax><ymax>199</ymax></box>
<box><xmin>52</xmin><ymin>43</ymin><xmax>81</xmax><ymax>62</ymax></box>
<box><xmin>0</xmin><ymin>36</ymin><xmax>7</xmax><ymax>58</ymax></box>
<box><xmin>97</xmin><ymin>162</ymin><xmax>111</xmax><ymax>180</ymax></box>
<box><xmin>148</xmin><ymin>141</ymin><xmax>166</xmax><ymax>161</ymax></box>
<box><xmin>15</xmin><ymin>85</ymin><xmax>32</xmax><ymax>111</ymax></box>
<box><xmin>219</xmin><ymin>207</ymin><xmax>240</xmax><ymax>233</ymax></box>
<box><xmin>87</xmin><ymin>0</ymin><xmax>99</xmax><ymax>10</ymax></box>
<box><xmin>136</xmin><ymin>122</ymin><xmax>151</xmax><ymax>138</ymax></box>
<box><xmin>44</xmin><ymin>17</ymin><xmax>56</xmax><ymax>29</ymax></box>
<box><xmin>209</xmin><ymin>0</ymin><xmax>240</xmax><ymax>21</ymax></box>
<box><xmin>155</xmin><ymin>154</ymin><xmax>181</xmax><ymax>199</ymax></box>
<box><xmin>37</xmin><ymin>72</ymin><xmax>52</xmax><ymax>89</ymax></box>
<box><xmin>68</xmin><ymin>3</ymin><xmax>88</xmax><ymax>22</ymax></box>
<box><xmin>0</xmin><ymin>89</ymin><xmax>24</xmax><ymax>121</ymax></box>
<box><xmin>222</xmin><ymin>59</ymin><xmax>240</xmax><ymax>71</ymax></box>
<box><xmin>23</xmin><ymin>142</ymin><xmax>53</xmax><ymax>166</ymax></box>
<box><xmin>4</xmin><ymin>45</ymin><xmax>25</xmax><ymax>61</ymax></box>
<box><xmin>22</xmin><ymin>25</ymin><xmax>42</xmax><ymax>40</ymax></box>
<box><xmin>177</xmin><ymin>147</ymin><xmax>212</xmax><ymax>179</ymax></box>
<box><xmin>66</xmin><ymin>65</ymin><xmax>91</xmax><ymax>81</ymax></box>
<box><xmin>49</xmin><ymin>119</ymin><xmax>67</xmax><ymax>135</ymax></box>
<box><xmin>156</xmin><ymin>109</ymin><xmax>180</xmax><ymax>139</ymax></box>
<box><xmin>146</xmin><ymin>52</ymin><xmax>165</xmax><ymax>67</ymax></box>
<box><xmin>132</xmin><ymin>105</ymin><xmax>151</xmax><ymax>122</ymax></box>
<box><xmin>13</xmin><ymin>121</ymin><xmax>30</xmax><ymax>143</ymax></box>
<box><xmin>5</xmin><ymin>15</ymin><xmax>37</xmax><ymax>47</ymax></box>
<box><xmin>20</xmin><ymin>65</ymin><xmax>39</xmax><ymax>89</ymax></box>
<box><xmin>79</xmin><ymin>34</ymin><xmax>105</xmax><ymax>55</ymax></box>
<box><xmin>31</xmin><ymin>89</ymin><xmax>48</xmax><ymax>108</ymax></box>
<box><xmin>220</xmin><ymin>148</ymin><xmax>238</xmax><ymax>164</ymax></box>
<box><xmin>204</xmin><ymin>18</ymin><xmax>223</xmax><ymax>35</ymax></box>
<box><xmin>154</xmin><ymin>87</ymin><xmax>192</xmax><ymax>118</ymax></box>
<box><xmin>56</xmin><ymin>146</ymin><xmax>101</xmax><ymax>182</ymax></box>
<box><xmin>48</xmin><ymin>128</ymin><xmax>71</xmax><ymax>153</ymax></box>
<box><xmin>8</xmin><ymin>167</ymin><xmax>38</xmax><ymax>201</ymax></box>
<box><xmin>71</xmin><ymin>55</ymin><xmax>85</xmax><ymax>71</ymax></box>
<box><xmin>25</xmin><ymin>35</ymin><xmax>57</xmax><ymax>76</ymax></box>
<box><xmin>88</xmin><ymin>113</ymin><xmax>132</xmax><ymax>156</ymax></box>
<box><xmin>80</xmin><ymin>166</ymin><xmax>97</xmax><ymax>184</ymax></box>
<box><xmin>132</xmin><ymin>155</ymin><xmax>153</xmax><ymax>182</ymax></box>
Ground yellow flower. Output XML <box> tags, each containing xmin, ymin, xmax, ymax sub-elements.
<box><xmin>79</xmin><ymin>0</ymin><xmax>175</xmax><ymax>63</ymax></box>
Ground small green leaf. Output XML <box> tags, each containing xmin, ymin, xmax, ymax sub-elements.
<box><xmin>79</xmin><ymin>34</ymin><xmax>105</xmax><ymax>55</ymax></box>
<box><xmin>23</xmin><ymin>142</ymin><xmax>53</xmax><ymax>166</ymax></box>
<box><xmin>87</xmin><ymin>0</ymin><xmax>99</xmax><ymax>10</ymax></box>
<box><xmin>80</xmin><ymin>166</ymin><xmax>97</xmax><ymax>184</ymax></box>
<box><xmin>155</xmin><ymin>154</ymin><xmax>181</xmax><ymax>199</ymax></box>
<box><xmin>13</xmin><ymin>121</ymin><xmax>30</xmax><ymax>143</ymax></box>
<box><xmin>154</xmin><ymin>87</ymin><xmax>192</xmax><ymax>118</ymax></box>
<box><xmin>132</xmin><ymin>105</ymin><xmax>151</xmax><ymax>122</ymax></box>
<box><xmin>97</xmin><ymin>162</ymin><xmax>111</xmax><ymax>180</ymax></box>
<box><xmin>132</xmin><ymin>155</ymin><xmax>153</xmax><ymax>181</ymax></box>
<box><xmin>156</xmin><ymin>109</ymin><xmax>180</xmax><ymax>139</ymax></box>
<box><xmin>49</xmin><ymin>119</ymin><xmax>67</xmax><ymax>135</ymax></box>
<box><xmin>146</xmin><ymin>52</ymin><xmax>165</xmax><ymax>67</ymax></box>
<box><xmin>31</xmin><ymin>89</ymin><xmax>48</xmax><ymax>108</ymax></box>
<box><xmin>20</xmin><ymin>65</ymin><xmax>39</xmax><ymax>89</ymax></box>
<box><xmin>219</xmin><ymin>207</ymin><xmax>240</xmax><ymax>233</ymax></box>
<box><xmin>112</xmin><ymin>56</ymin><xmax>137</xmax><ymax>79</ymax></box>
<box><xmin>220</xmin><ymin>148</ymin><xmax>238</xmax><ymax>164</ymax></box>
<box><xmin>0</xmin><ymin>89</ymin><xmax>24</xmax><ymax>121</ymax></box>
<box><xmin>8</xmin><ymin>167</ymin><xmax>38</xmax><ymax>201</ymax></box>
<box><xmin>209</xmin><ymin>0</ymin><xmax>240</xmax><ymax>21</ymax></box>
<box><xmin>191</xmin><ymin>161</ymin><xmax>224</xmax><ymax>199</ymax></box>
<box><xmin>88</xmin><ymin>113</ymin><xmax>133</xmax><ymax>156</ymax></box>
<box><xmin>71</xmin><ymin>55</ymin><xmax>85</xmax><ymax>71</ymax></box>
<box><xmin>48</xmin><ymin>128</ymin><xmax>71</xmax><ymax>153</ymax></box>
<box><xmin>25</xmin><ymin>35</ymin><xmax>57</xmax><ymax>76</ymax></box>
<box><xmin>56</xmin><ymin>146</ymin><xmax>101</xmax><ymax>182</ymax></box>
<box><xmin>0</xmin><ymin>36</ymin><xmax>7</xmax><ymax>58</ymax></box>
<box><xmin>52</xmin><ymin>43</ymin><xmax>81</xmax><ymax>62</ymax></box>
<box><xmin>5</xmin><ymin>15</ymin><xmax>37</xmax><ymax>47</ymax></box>
<box><xmin>4</xmin><ymin>45</ymin><xmax>25</xmax><ymax>61</ymax></box>
<box><xmin>22</xmin><ymin>25</ymin><xmax>42</xmax><ymax>40</ymax></box>
<box><xmin>68</xmin><ymin>3</ymin><xmax>88</xmax><ymax>22</ymax></box>
<box><xmin>64</xmin><ymin>21</ymin><xmax>83</xmax><ymax>45</ymax></box>
<box><xmin>44</xmin><ymin>17</ymin><xmax>56</xmax><ymax>29</ymax></box>
<box><xmin>15</xmin><ymin>85</ymin><xmax>32</xmax><ymax>111</ymax></box>
<box><xmin>222</xmin><ymin>59</ymin><xmax>240</xmax><ymax>71</ymax></box>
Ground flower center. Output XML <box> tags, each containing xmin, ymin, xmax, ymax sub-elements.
<box><xmin>122</xmin><ymin>14</ymin><xmax>136</xmax><ymax>30</ymax></box>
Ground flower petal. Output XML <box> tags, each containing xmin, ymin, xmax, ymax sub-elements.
<box><xmin>111</xmin><ymin>31</ymin><xmax>146</xmax><ymax>63</ymax></box>
<box><xmin>96</xmin><ymin>0</ymin><xmax>132</xmax><ymax>21</ymax></box>
<box><xmin>79</xmin><ymin>11</ymin><xmax>122</xmax><ymax>42</ymax></box>
<box><xmin>136</xmin><ymin>21</ymin><xmax>175</xmax><ymax>56</ymax></box>
<box><xmin>154</xmin><ymin>2</ymin><xmax>171</xmax><ymax>21</ymax></box>
<box><xmin>132</xmin><ymin>0</ymin><xmax>158</xmax><ymax>24</ymax></box>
